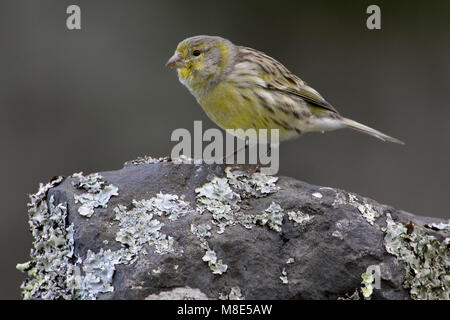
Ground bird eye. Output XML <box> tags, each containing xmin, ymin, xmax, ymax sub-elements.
<box><xmin>192</xmin><ymin>50</ymin><xmax>201</xmax><ymax>56</ymax></box>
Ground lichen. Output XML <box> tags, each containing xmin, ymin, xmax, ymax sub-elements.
<box><xmin>287</xmin><ymin>210</ymin><xmax>314</xmax><ymax>226</ymax></box>
<box><xmin>202</xmin><ymin>249</ymin><xmax>228</xmax><ymax>275</ymax></box>
<box><xmin>126</xmin><ymin>155</ymin><xmax>171</xmax><ymax>165</ymax></box>
<box><xmin>113</xmin><ymin>193</ymin><xmax>189</xmax><ymax>258</ymax></box>
<box><xmin>225</xmin><ymin>167</ymin><xmax>279</xmax><ymax>198</ymax></box>
<box><xmin>337</xmin><ymin>272</ymin><xmax>374</xmax><ymax>301</ymax></box>
<box><xmin>332</xmin><ymin>219</ymin><xmax>351</xmax><ymax>240</ymax></box>
<box><xmin>338</xmin><ymin>289</ymin><xmax>360</xmax><ymax>300</ymax></box>
<box><xmin>425</xmin><ymin>221</ymin><xmax>450</xmax><ymax>232</ymax></box>
<box><xmin>219</xmin><ymin>286</ymin><xmax>245</xmax><ymax>300</ymax></box>
<box><xmin>333</xmin><ymin>191</ymin><xmax>381</xmax><ymax>226</ymax></box>
<box><xmin>286</xmin><ymin>258</ymin><xmax>295</xmax><ymax>264</ymax></box>
<box><xmin>72</xmin><ymin>172</ymin><xmax>118</xmax><ymax>218</ymax></box>
<box><xmin>191</xmin><ymin>223</ymin><xmax>228</xmax><ymax>275</ymax></box>
<box><xmin>196</xmin><ymin>177</ymin><xmax>240</xmax><ymax>233</ymax></box>
<box><xmin>383</xmin><ymin>213</ymin><xmax>450</xmax><ymax>300</ymax></box>
<box><xmin>195</xmin><ymin>167</ymin><xmax>279</xmax><ymax>234</ymax></box>
<box><xmin>18</xmin><ymin>175</ymin><xmax>78</xmax><ymax>299</ymax></box>
<box><xmin>125</xmin><ymin>155</ymin><xmax>195</xmax><ymax>166</ymax></box>
<box><xmin>280</xmin><ymin>268</ymin><xmax>288</xmax><ymax>284</ymax></box>
<box><xmin>79</xmin><ymin>248</ymin><xmax>125</xmax><ymax>300</ymax></box>
<box><xmin>311</xmin><ymin>192</ymin><xmax>323</xmax><ymax>199</ymax></box>
<box><xmin>360</xmin><ymin>272</ymin><xmax>374</xmax><ymax>300</ymax></box>
<box><xmin>253</xmin><ymin>202</ymin><xmax>284</xmax><ymax>233</ymax></box>
<box><xmin>332</xmin><ymin>230</ymin><xmax>344</xmax><ymax>240</ymax></box>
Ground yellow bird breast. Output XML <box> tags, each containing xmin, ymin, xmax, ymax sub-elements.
<box><xmin>197</xmin><ymin>81</ymin><xmax>299</xmax><ymax>140</ymax></box>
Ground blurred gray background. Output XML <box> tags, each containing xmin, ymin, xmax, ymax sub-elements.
<box><xmin>0</xmin><ymin>0</ymin><xmax>449</xmax><ymax>299</ymax></box>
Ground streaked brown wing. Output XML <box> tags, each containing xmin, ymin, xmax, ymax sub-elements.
<box><xmin>268</xmin><ymin>83</ymin><xmax>338</xmax><ymax>113</ymax></box>
<box><xmin>237</xmin><ymin>46</ymin><xmax>338</xmax><ymax>114</ymax></box>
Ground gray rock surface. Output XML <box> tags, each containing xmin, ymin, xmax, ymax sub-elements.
<box><xmin>17</xmin><ymin>157</ymin><xmax>450</xmax><ymax>300</ymax></box>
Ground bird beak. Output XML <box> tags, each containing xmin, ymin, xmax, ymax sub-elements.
<box><xmin>166</xmin><ymin>53</ymin><xmax>185</xmax><ymax>68</ymax></box>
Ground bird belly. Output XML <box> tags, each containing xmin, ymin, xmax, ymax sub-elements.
<box><xmin>197</xmin><ymin>83</ymin><xmax>300</xmax><ymax>141</ymax></box>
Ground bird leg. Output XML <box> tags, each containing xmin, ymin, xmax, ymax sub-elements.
<box><xmin>222</xmin><ymin>140</ymin><xmax>270</xmax><ymax>174</ymax></box>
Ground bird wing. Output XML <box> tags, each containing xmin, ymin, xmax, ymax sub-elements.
<box><xmin>235</xmin><ymin>46</ymin><xmax>338</xmax><ymax>114</ymax></box>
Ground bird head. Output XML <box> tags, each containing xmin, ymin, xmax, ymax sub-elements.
<box><xmin>166</xmin><ymin>35</ymin><xmax>236</xmax><ymax>93</ymax></box>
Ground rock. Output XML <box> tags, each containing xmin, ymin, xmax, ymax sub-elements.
<box><xmin>17</xmin><ymin>157</ymin><xmax>450</xmax><ymax>300</ymax></box>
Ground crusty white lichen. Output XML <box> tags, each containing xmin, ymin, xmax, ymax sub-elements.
<box><xmin>125</xmin><ymin>155</ymin><xmax>195</xmax><ymax>166</ymax></box>
<box><xmin>360</xmin><ymin>272</ymin><xmax>374</xmax><ymax>300</ymax></box>
<box><xmin>126</xmin><ymin>155</ymin><xmax>171</xmax><ymax>165</ymax></box>
<box><xmin>195</xmin><ymin>167</ymin><xmax>279</xmax><ymax>234</ymax></box>
<box><xmin>79</xmin><ymin>248</ymin><xmax>125</xmax><ymax>300</ymax></box>
<box><xmin>196</xmin><ymin>177</ymin><xmax>241</xmax><ymax>234</ymax></box>
<box><xmin>338</xmin><ymin>290</ymin><xmax>360</xmax><ymax>300</ymax></box>
<box><xmin>18</xmin><ymin>176</ymin><xmax>78</xmax><ymax>300</ymax></box>
<box><xmin>225</xmin><ymin>167</ymin><xmax>279</xmax><ymax>198</ymax></box>
<box><xmin>202</xmin><ymin>249</ymin><xmax>228</xmax><ymax>275</ymax></box>
<box><xmin>18</xmin><ymin>175</ymin><xmax>130</xmax><ymax>300</ymax></box>
<box><xmin>72</xmin><ymin>172</ymin><xmax>118</xmax><ymax>218</ymax></box>
<box><xmin>287</xmin><ymin>210</ymin><xmax>314</xmax><ymax>226</ymax></box>
<box><xmin>219</xmin><ymin>286</ymin><xmax>245</xmax><ymax>300</ymax></box>
<box><xmin>191</xmin><ymin>223</ymin><xmax>228</xmax><ymax>275</ymax></box>
<box><xmin>280</xmin><ymin>268</ymin><xmax>288</xmax><ymax>284</ymax></box>
<box><xmin>20</xmin><ymin>171</ymin><xmax>197</xmax><ymax>300</ymax></box>
<box><xmin>312</xmin><ymin>192</ymin><xmax>323</xmax><ymax>199</ymax></box>
<box><xmin>332</xmin><ymin>219</ymin><xmax>351</xmax><ymax>240</ymax></box>
<box><xmin>425</xmin><ymin>221</ymin><xmax>450</xmax><ymax>232</ymax></box>
<box><xmin>337</xmin><ymin>272</ymin><xmax>374</xmax><ymax>301</ymax></box>
<box><xmin>333</xmin><ymin>191</ymin><xmax>381</xmax><ymax>226</ymax></box>
<box><xmin>191</xmin><ymin>223</ymin><xmax>212</xmax><ymax>241</ymax></box>
<box><xmin>114</xmin><ymin>193</ymin><xmax>189</xmax><ymax>258</ymax></box>
<box><xmin>383</xmin><ymin>213</ymin><xmax>450</xmax><ymax>300</ymax></box>
<box><xmin>254</xmin><ymin>202</ymin><xmax>285</xmax><ymax>233</ymax></box>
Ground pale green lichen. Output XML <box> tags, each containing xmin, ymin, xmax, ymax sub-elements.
<box><xmin>152</xmin><ymin>267</ymin><xmax>162</xmax><ymax>275</ymax></box>
<box><xmin>126</xmin><ymin>155</ymin><xmax>171</xmax><ymax>165</ymax></box>
<box><xmin>280</xmin><ymin>268</ymin><xmax>288</xmax><ymax>284</ymax></box>
<box><xmin>113</xmin><ymin>193</ymin><xmax>189</xmax><ymax>258</ymax></box>
<box><xmin>79</xmin><ymin>248</ymin><xmax>125</xmax><ymax>300</ymax></box>
<box><xmin>229</xmin><ymin>286</ymin><xmax>244</xmax><ymax>300</ymax></box>
<box><xmin>202</xmin><ymin>249</ymin><xmax>228</xmax><ymax>275</ymax></box>
<box><xmin>72</xmin><ymin>172</ymin><xmax>118</xmax><ymax>217</ymax></box>
<box><xmin>20</xmin><ymin>174</ymin><xmax>196</xmax><ymax>300</ymax></box>
<box><xmin>286</xmin><ymin>258</ymin><xmax>295</xmax><ymax>264</ymax></box>
<box><xmin>338</xmin><ymin>289</ymin><xmax>360</xmax><ymax>300</ymax></box>
<box><xmin>254</xmin><ymin>202</ymin><xmax>284</xmax><ymax>233</ymax></box>
<box><xmin>337</xmin><ymin>272</ymin><xmax>373</xmax><ymax>300</ymax></box>
<box><xmin>18</xmin><ymin>175</ymin><xmax>132</xmax><ymax>300</ymax></box>
<box><xmin>225</xmin><ymin>167</ymin><xmax>279</xmax><ymax>197</ymax></box>
<box><xmin>311</xmin><ymin>192</ymin><xmax>323</xmax><ymax>199</ymax></box>
<box><xmin>195</xmin><ymin>167</ymin><xmax>279</xmax><ymax>234</ymax></box>
<box><xmin>191</xmin><ymin>223</ymin><xmax>212</xmax><ymax>241</ymax></box>
<box><xmin>332</xmin><ymin>230</ymin><xmax>344</xmax><ymax>240</ymax></box>
<box><xmin>287</xmin><ymin>210</ymin><xmax>314</xmax><ymax>226</ymax></box>
<box><xmin>191</xmin><ymin>223</ymin><xmax>228</xmax><ymax>275</ymax></box>
<box><xmin>18</xmin><ymin>176</ymin><xmax>78</xmax><ymax>299</ymax></box>
<box><xmin>425</xmin><ymin>221</ymin><xmax>450</xmax><ymax>232</ymax></box>
<box><xmin>332</xmin><ymin>219</ymin><xmax>351</xmax><ymax>240</ymax></box>
<box><xmin>383</xmin><ymin>213</ymin><xmax>450</xmax><ymax>300</ymax></box>
<box><xmin>125</xmin><ymin>155</ymin><xmax>195</xmax><ymax>166</ymax></box>
<box><xmin>333</xmin><ymin>191</ymin><xmax>381</xmax><ymax>226</ymax></box>
<box><xmin>196</xmin><ymin>177</ymin><xmax>240</xmax><ymax>233</ymax></box>
<box><xmin>360</xmin><ymin>272</ymin><xmax>374</xmax><ymax>300</ymax></box>
<box><xmin>219</xmin><ymin>286</ymin><xmax>245</xmax><ymax>300</ymax></box>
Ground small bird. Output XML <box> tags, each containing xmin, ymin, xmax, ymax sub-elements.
<box><xmin>166</xmin><ymin>35</ymin><xmax>404</xmax><ymax>145</ymax></box>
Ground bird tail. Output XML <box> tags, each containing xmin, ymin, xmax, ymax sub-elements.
<box><xmin>341</xmin><ymin>117</ymin><xmax>404</xmax><ymax>145</ymax></box>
